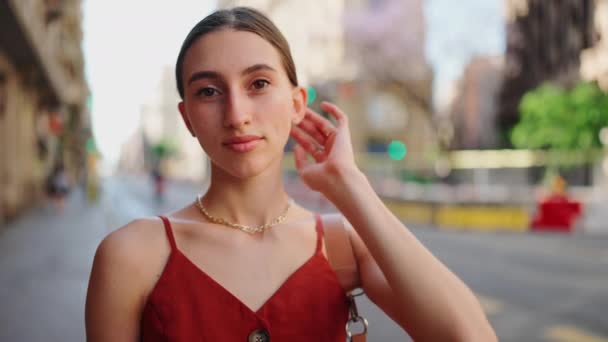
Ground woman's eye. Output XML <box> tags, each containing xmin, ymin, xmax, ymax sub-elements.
<box><xmin>196</xmin><ymin>87</ymin><xmax>219</xmax><ymax>97</ymax></box>
<box><xmin>251</xmin><ymin>79</ymin><xmax>270</xmax><ymax>90</ymax></box>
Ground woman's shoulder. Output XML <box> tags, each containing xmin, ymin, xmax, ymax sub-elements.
<box><xmin>86</xmin><ymin>217</ymin><xmax>171</xmax><ymax>339</ymax></box>
<box><xmin>100</xmin><ymin>217</ymin><xmax>167</xmax><ymax>254</ymax></box>
<box><xmin>93</xmin><ymin>217</ymin><xmax>170</xmax><ymax>285</ymax></box>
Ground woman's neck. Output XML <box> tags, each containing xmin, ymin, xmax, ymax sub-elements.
<box><xmin>200</xmin><ymin>165</ymin><xmax>291</xmax><ymax>227</ymax></box>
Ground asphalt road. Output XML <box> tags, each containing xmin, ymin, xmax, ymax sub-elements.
<box><xmin>1</xmin><ymin>175</ymin><xmax>607</xmax><ymax>341</ymax></box>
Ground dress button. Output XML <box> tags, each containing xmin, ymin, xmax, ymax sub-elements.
<box><xmin>248</xmin><ymin>328</ymin><xmax>270</xmax><ymax>342</ymax></box>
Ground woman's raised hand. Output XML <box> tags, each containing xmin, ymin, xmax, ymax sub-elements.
<box><xmin>289</xmin><ymin>101</ymin><xmax>359</xmax><ymax>194</ymax></box>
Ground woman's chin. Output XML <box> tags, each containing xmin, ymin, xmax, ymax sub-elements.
<box><xmin>229</xmin><ymin>168</ymin><xmax>264</xmax><ymax>180</ymax></box>
<box><xmin>219</xmin><ymin>160</ymin><xmax>272</xmax><ymax>180</ymax></box>
<box><xmin>209</xmin><ymin>149</ymin><xmax>284</xmax><ymax>180</ymax></box>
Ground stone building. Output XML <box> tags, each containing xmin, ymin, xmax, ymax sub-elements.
<box><xmin>0</xmin><ymin>0</ymin><xmax>89</xmax><ymax>222</ymax></box>
<box><xmin>450</xmin><ymin>56</ymin><xmax>505</xmax><ymax>150</ymax></box>
<box><xmin>498</xmin><ymin>0</ymin><xmax>596</xmax><ymax>140</ymax></box>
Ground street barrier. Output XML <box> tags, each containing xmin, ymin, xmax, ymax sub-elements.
<box><xmin>383</xmin><ymin>199</ymin><xmax>530</xmax><ymax>232</ymax></box>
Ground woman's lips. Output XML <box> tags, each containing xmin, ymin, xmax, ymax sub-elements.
<box><xmin>223</xmin><ymin>136</ymin><xmax>263</xmax><ymax>152</ymax></box>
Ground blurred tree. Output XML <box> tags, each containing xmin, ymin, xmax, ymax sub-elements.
<box><xmin>498</xmin><ymin>0</ymin><xmax>595</xmax><ymax>143</ymax></box>
<box><xmin>151</xmin><ymin>138</ymin><xmax>178</xmax><ymax>159</ymax></box>
<box><xmin>511</xmin><ymin>81</ymin><xmax>608</xmax><ymax>150</ymax></box>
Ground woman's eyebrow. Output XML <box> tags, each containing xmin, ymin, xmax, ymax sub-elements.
<box><xmin>188</xmin><ymin>71</ymin><xmax>221</xmax><ymax>85</ymax></box>
<box><xmin>241</xmin><ymin>64</ymin><xmax>277</xmax><ymax>75</ymax></box>
<box><xmin>187</xmin><ymin>64</ymin><xmax>277</xmax><ymax>86</ymax></box>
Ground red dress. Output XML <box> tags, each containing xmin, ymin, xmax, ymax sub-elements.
<box><xmin>140</xmin><ymin>215</ymin><xmax>349</xmax><ymax>341</ymax></box>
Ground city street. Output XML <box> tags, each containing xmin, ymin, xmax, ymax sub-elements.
<box><xmin>1</xmin><ymin>175</ymin><xmax>607</xmax><ymax>341</ymax></box>
<box><xmin>3</xmin><ymin>1</ymin><xmax>608</xmax><ymax>341</ymax></box>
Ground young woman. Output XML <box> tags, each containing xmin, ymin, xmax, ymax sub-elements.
<box><xmin>85</xmin><ymin>7</ymin><xmax>496</xmax><ymax>342</ymax></box>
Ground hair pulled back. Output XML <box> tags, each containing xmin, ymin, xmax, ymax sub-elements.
<box><xmin>175</xmin><ymin>7</ymin><xmax>298</xmax><ymax>99</ymax></box>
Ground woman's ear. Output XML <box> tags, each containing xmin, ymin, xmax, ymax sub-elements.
<box><xmin>291</xmin><ymin>86</ymin><xmax>307</xmax><ymax>125</ymax></box>
<box><xmin>178</xmin><ymin>102</ymin><xmax>195</xmax><ymax>137</ymax></box>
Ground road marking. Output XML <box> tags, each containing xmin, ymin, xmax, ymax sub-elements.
<box><xmin>545</xmin><ymin>325</ymin><xmax>608</xmax><ymax>342</ymax></box>
<box><xmin>475</xmin><ymin>294</ymin><xmax>503</xmax><ymax>315</ymax></box>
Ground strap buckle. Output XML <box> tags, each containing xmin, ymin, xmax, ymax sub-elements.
<box><xmin>346</xmin><ymin>290</ymin><xmax>368</xmax><ymax>341</ymax></box>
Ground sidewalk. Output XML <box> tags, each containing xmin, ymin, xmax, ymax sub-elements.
<box><xmin>0</xmin><ymin>190</ymin><xmax>109</xmax><ymax>342</ymax></box>
<box><xmin>0</xmin><ymin>175</ymin><xmax>213</xmax><ymax>342</ymax></box>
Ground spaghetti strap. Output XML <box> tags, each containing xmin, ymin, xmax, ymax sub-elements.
<box><xmin>158</xmin><ymin>216</ymin><xmax>178</xmax><ymax>251</ymax></box>
<box><xmin>314</xmin><ymin>213</ymin><xmax>324</xmax><ymax>254</ymax></box>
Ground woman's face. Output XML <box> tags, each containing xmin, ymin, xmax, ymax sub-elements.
<box><xmin>178</xmin><ymin>29</ymin><xmax>306</xmax><ymax>179</ymax></box>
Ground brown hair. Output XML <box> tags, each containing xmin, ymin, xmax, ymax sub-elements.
<box><xmin>175</xmin><ymin>7</ymin><xmax>298</xmax><ymax>99</ymax></box>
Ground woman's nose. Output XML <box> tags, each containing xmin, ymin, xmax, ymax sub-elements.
<box><xmin>223</xmin><ymin>91</ymin><xmax>252</xmax><ymax>129</ymax></box>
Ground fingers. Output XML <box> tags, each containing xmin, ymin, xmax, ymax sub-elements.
<box><xmin>320</xmin><ymin>101</ymin><xmax>348</xmax><ymax>127</ymax></box>
<box><xmin>302</xmin><ymin>107</ymin><xmax>337</xmax><ymax>137</ymax></box>
<box><xmin>290</xmin><ymin>126</ymin><xmax>326</xmax><ymax>162</ymax></box>
<box><xmin>293</xmin><ymin>143</ymin><xmax>324</xmax><ymax>170</ymax></box>
<box><xmin>290</xmin><ymin>126</ymin><xmax>318</xmax><ymax>152</ymax></box>
<box><xmin>290</xmin><ymin>101</ymin><xmax>348</xmax><ymax>166</ymax></box>
<box><xmin>297</xmin><ymin>118</ymin><xmax>327</xmax><ymax>144</ymax></box>
<box><xmin>293</xmin><ymin>144</ymin><xmax>310</xmax><ymax>171</ymax></box>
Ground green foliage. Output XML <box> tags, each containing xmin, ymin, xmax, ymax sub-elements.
<box><xmin>151</xmin><ymin>139</ymin><xmax>178</xmax><ymax>158</ymax></box>
<box><xmin>511</xmin><ymin>81</ymin><xmax>608</xmax><ymax>149</ymax></box>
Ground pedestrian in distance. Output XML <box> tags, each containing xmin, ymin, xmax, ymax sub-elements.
<box><xmin>85</xmin><ymin>7</ymin><xmax>496</xmax><ymax>342</ymax></box>
<box><xmin>46</xmin><ymin>161</ymin><xmax>70</xmax><ymax>214</ymax></box>
<box><xmin>150</xmin><ymin>162</ymin><xmax>165</xmax><ymax>203</ymax></box>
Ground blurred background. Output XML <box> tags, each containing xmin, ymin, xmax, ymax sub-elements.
<box><xmin>1</xmin><ymin>0</ymin><xmax>608</xmax><ymax>341</ymax></box>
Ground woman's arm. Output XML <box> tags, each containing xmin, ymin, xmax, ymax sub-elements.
<box><xmin>334</xmin><ymin>171</ymin><xmax>496</xmax><ymax>341</ymax></box>
<box><xmin>85</xmin><ymin>220</ymin><xmax>156</xmax><ymax>342</ymax></box>
<box><xmin>291</xmin><ymin>102</ymin><xmax>496</xmax><ymax>341</ymax></box>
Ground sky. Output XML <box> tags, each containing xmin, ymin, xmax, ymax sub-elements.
<box><xmin>424</xmin><ymin>0</ymin><xmax>506</xmax><ymax>110</ymax></box>
<box><xmin>83</xmin><ymin>0</ymin><xmax>504</xmax><ymax>165</ymax></box>
<box><xmin>82</xmin><ymin>0</ymin><xmax>216</xmax><ymax>166</ymax></box>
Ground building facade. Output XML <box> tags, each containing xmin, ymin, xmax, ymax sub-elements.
<box><xmin>0</xmin><ymin>0</ymin><xmax>89</xmax><ymax>222</ymax></box>
<box><xmin>450</xmin><ymin>56</ymin><xmax>505</xmax><ymax>150</ymax></box>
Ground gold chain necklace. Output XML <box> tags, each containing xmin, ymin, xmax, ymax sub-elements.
<box><xmin>195</xmin><ymin>195</ymin><xmax>293</xmax><ymax>234</ymax></box>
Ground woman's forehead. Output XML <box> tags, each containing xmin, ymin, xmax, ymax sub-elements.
<box><xmin>182</xmin><ymin>29</ymin><xmax>284</xmax><ymax>77</ymax></box>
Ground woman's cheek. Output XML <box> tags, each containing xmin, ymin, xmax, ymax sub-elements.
<box><xmin>190</xmin><ymin>110</ymin><xmax>215</xmax><ymax>129</ymax></box>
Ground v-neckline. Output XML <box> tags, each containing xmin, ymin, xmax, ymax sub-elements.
<box><xmin>170</xmin><ymin>214</ymin><xmax>323</xmax><ymax>315</ymax></box>
<box><xmin>175</xmin><ymin>248</ymin><xmax>321</xmax><ymax>315</ymax></box>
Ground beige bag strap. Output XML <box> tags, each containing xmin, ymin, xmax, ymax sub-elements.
<box><xmin>322</xmin><ymin>213</ymin><xmax>357</xmax><ymax>286</ymax></box>
<box><xmin>321</xmin><ymin>214</ymin><xmax>368</xmax><ymax>342</ymax></box>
